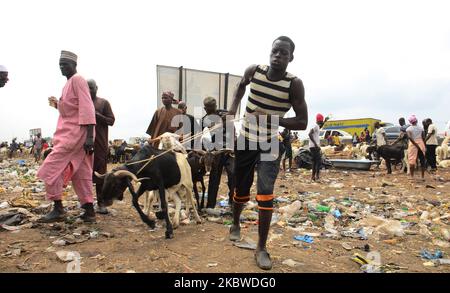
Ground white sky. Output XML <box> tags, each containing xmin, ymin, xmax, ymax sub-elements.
<box><xmin>1</xmin><ymin>0</ymin><xmax>450</xmax><ymax>142</ymax></box>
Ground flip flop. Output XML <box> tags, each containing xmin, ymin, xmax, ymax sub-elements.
<box><xmin>233</xmin><ymin>241</ymin><xmax>257</xmax><ymax>250</ymax></box>
<box><xmin>294</xmin><ymin>235</ymin><xmax>314</xmax><ymax>243</ymax></box>
<box><xmin>350</xmin><ymin>253</ymin><xmax>370</xmax><ymax>266</ymax></box>
<box><xmin>255</xmin><ymin>250</ymin><xmax>272</xmax><ymax>270</ymax></box>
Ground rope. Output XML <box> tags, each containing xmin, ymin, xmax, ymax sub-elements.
<box><xmin>126</xmin><ymin>117</ymin><xmax>244</xmax><ymax>174</ymax></box>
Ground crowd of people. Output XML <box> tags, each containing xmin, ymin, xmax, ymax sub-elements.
<box><xmin>1</xmin><ymin>34</ymin><xmax>448</xmax><ymax>272</ymax></box>
<box><xmin>0</xmin><ymin>37</ymin><xmax>307</xmax><ymax>271</ymax></box>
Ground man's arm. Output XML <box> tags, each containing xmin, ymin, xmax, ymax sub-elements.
<box><xmin>425</xmin><ymin>126</ymin><xmax>435</xmax><ymax>142</ymax></box>
<box><xmin>227</xmin><ymin>65</ymin><xmax>258</xmax><ymax>117</ymax></box>
<box><xmin>146</xmin><ymin>110</ymin><xmax>158</xmax><ymax>137</ymax></box>
<box><xmin>96</xmin><ymin>100</ymin><xmax>115</xmax><ymax>126</ymax></box>
<box><xmin>73</xmin><ymin>76</ymin><xmax>96</xmax><ymax>154</ymax></box>
<box><xmin>279</xmin><ymin>78</ymin><xmax>308</xmax><ymax>130</ymax></box>
<box><xmin>407</xmin><ymin>130</ymin><xmax>422</xmax><ymax>150</ymax></box>
<box><xmin>392</xmin><ymin>131</ymin><xmax>404</xmax><ymax>145</ymax></box>
<box><xmin>309</xmin><ymin>128</ymin><xmax>319</xmax><ymax>148</ymax></box>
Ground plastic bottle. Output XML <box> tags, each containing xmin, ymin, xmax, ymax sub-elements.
<box><xmin>316</xmin><ymin>204</ymin><xmax>331</xmax><ymax>213</ymax></box>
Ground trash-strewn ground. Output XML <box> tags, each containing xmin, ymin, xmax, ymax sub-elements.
<box><xmin>1</xmin><ymin>157</ymin><xmax>450</xmax><ymax>273</ymax></box>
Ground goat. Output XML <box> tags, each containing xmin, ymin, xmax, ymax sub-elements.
<box><xmin>149</xmin><ymin>133</ymin><xmax>202</xmax><ymax>223</ymax></box>
<box><xmin>320</xmin><ymin>145</ymin><xmax>336</xmax><ymax>156</ymax></box>
<box><xmin>95</xmin><ymin>144</ymin><xmax>201</xmax><ymax>239</ymax></box>
<box><xmin>158</xmin><ymin>132</ymin><xmax>187</xmax><ymax>154</ymax></box>
<box><xmin>187</xmin><ymin>148</ymin><xmax>234</xmax><ymax>209</ymax></box>
<box><xmin>439</xmin><ymin>159</ymin><xmax>450</xmax><ymax>168</ymax></box>
<box><xmin>187</xmin><ymin>150</ymin><xmax>207</xmax><ymax>210</ymax></box>
<box><xmin>367</xmin><ymin>144</ymin><xmax>404</xmax><ymax>174</ymax></box>
<box><xmin>142</xmin><ymin>151</ymin><xmax>202</xmax><ymax>228</ymax></box>
<box><xmin>436</xmin><ymin>136</ymin><xmax>450</xmax><ymax>163</ymax></box>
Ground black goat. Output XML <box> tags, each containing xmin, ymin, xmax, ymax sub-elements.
<box><xmin>187</xmin><ymin>151</ymin><xmax>207</xmax><ymax>210</ymax></box>
<box><xmin>367</xmin><ymin>144</ymin><xmax>405</xmax><ymax>174</ymax></box>
<box><xmin>95</xmin><ymin>144</ymin><xmax>198</xmax><ymax>239</ymax></box>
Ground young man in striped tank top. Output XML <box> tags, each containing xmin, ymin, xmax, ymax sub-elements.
<box><xmin>226</xmin><ymin>36</ymin><xmax>308</xmax><ymax>270</ymax></box>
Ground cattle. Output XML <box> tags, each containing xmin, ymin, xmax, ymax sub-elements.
<box><xmin>95</xmin><ymin>144</ymin><xmax>201</xmax><ymax>239</ymax></box>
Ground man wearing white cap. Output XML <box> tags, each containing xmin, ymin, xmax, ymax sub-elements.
<box><xmin>37</xmin><ymin>50</ymin><xmax>97</xmax><ymax>223</ymax></box>
<box><xmin>0</xmin><ymin>65</ymin><xmax>8</xmax><ymax>88</ymax></box>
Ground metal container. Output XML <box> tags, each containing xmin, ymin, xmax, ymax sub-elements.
<box><xmin>329</xmin><ymin>159</ymin><xmax>377</xmax><ymax>171</ymax></box>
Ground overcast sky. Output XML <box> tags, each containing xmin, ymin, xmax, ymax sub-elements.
<box><xmin>1</xmin><ymin>0</ymin><xmax>449</xmax><ymax>142</ymax></box>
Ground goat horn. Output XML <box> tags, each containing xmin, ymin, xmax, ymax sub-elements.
<box><xmin>94</xmin><ymin>171</ymin><xmax>107</xmax><ymax>178</ymax></box>
<box><xmin>136</xmin><ymin>177</ymin><xmax>151</xmax><ymax>182</ymax></box>
<box><xmin>212</xmin><ymin>149</ymin><xmax>233</xmax><ymax>155</ymax></box>
<box><xmin>113</xmin><ymin>170</ymin><xmax>138</xmax><ymax>182</ymax></box>
<box><xmin>192</xmin><ymin>149</ymin><xmax>206</xmax><ymax>155</ymax></box>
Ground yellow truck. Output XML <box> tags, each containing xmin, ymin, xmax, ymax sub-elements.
<box><xmin>322</xmin><ymin>118</ymin><xmax>387</xmax><ymax>137</ymax></box>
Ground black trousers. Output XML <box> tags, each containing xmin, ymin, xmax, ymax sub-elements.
<box><xmin>206</xmin><ymin>153</ymin><xmax>235</xmax><ymax>208</ymax></box>
<box><xmin>310</xmin><ymin>147</ymin><xmax>322</xmax><ymax>174</ymax></box>
<box><xmin>426</xmin><ymin>144</ymin><xmax>437</xmax><ymax>169</ymax></box>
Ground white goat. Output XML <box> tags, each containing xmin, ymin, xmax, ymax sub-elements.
<box><xmin>320</xmin><ymin>145</ymin><xmax>335</xmax><ymax>156</ymax></box>
<box><xmin>436</xmin><ymin>136</ymin><xmax>450</xmax><ymax>163</ymax></box>
<box><xmin>158</xmin><ymin>132</ymin><xmax>187</xmax><ymax>154</ymax></box>
<box><xmin>438</xmin><ymin>159</ymin><xmax>450</xmax><ymax>168</ymax></box>
<box><xmin>143</xmin><ymin>134</ymin><xmax>200</xmax><ymax>228</ymax></box>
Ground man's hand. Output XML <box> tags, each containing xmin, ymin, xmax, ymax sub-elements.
<box><xmin>148</xmin><ymin>136</ymin><xmax>160</xmax><ymax>145</ymax></box>
<box><xmin>248</xmin><ymin>109</ymin><xmax>271</xmax><ymax>124</ymax></box>
<box><xmin>84</xmin><ymin>137</ymin><xmax>94</xmax><ymax>155</ymax></box>
<box><xmin>48</xmin><ymin>96</ymin><xmax>58</xmax><ymax>109</ymax></box>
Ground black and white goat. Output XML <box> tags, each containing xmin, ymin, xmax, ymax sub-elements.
<box><xmin>95</xmin><ymin>143</ymin><xmax>200</xmax><ymax>239</ymax></box>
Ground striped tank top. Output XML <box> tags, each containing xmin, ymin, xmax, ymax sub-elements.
<box><xmin>241</xmin><ymin>65</ymin><xmax>295</xmax><ymax>142</ymax></box>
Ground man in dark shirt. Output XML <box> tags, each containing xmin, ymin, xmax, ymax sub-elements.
<box><xmin>146</xmin><ymin>91</ymin><xmax>182</xmax><ymax>146</ymax></box>
<box><xmin>201</xmin><ymin>97</ymin><xmax>235</xmax><ymax>208</ymax></box>
<box><xmin>87</xmin><ymin>79</ymin><xmax>116</xmax><ymax>214</ymax></box>
<box><xmin>392</xmin><ymin>117</ymin><xmax>410</xmax><ymax>174</ymax></box>
<box><xmin>178</xmin><ymin>101</ymin><xmax>200</xmax><ymax>150</ymax></box>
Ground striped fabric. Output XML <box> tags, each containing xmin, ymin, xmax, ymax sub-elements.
<box><xmin>241</xmin><ymin>65</ymin><xmax>295</xmax><ymax>141</ymax></box>
<box><xmin>60</xmin><ymin>50</ymin><xmax>78</xmax><ymax>62</ymax></box>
